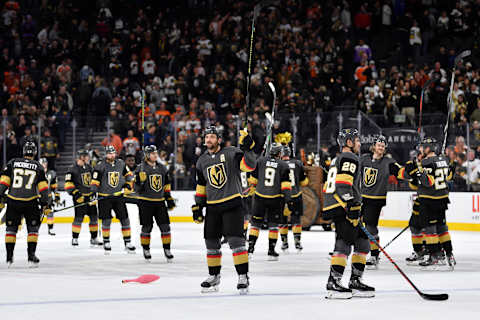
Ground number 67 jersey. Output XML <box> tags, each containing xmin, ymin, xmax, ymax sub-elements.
<box><xmin>322</xmin><ymin>152</ymin><xmax>361</xmax><ymax>211</ymax></box>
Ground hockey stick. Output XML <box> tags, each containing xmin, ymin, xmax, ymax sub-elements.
<box><xmin>263</xmin><ymin>82</ymin><xmax>277</xmax><ymax>156</ymax></box>
<box><xmin>382</xmin><ymin>225</ymin><xmax>409</xmax><ymax>250</ymax></box>
<box><xmin>244</xmin><ymin>0</ymin><xmax>278</xmax><ymax>128</ymax></box>
<box><xmin>141</xmin><ymin>89</ymin><xmax>145</xmax><ymax>148</ymax></box>
<box><xmin>418</xmin><ymin>78</ymin><xmax>434</xmax><ymax>136</ymax></box>
<box><xmin>51</xmin><ymin>191</ymin><xmax>124</xmax><ymax>214</ymax></box>
<box><xmin>442</xmin><ymin>50</ymin><xmax>471</xmax><ymax>153</ymax></box>
<box><xmin>360</xmin><ymin>224</ymin><xmax>448</xmax><ymax>301</ymax></box>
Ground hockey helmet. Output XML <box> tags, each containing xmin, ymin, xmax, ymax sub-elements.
<box><xmin>270</xmin><ymin>143</ymin><xmax>283</xmax><ymax>158</ymax></box>
<box><xmin>39</xmin><ymin>157</ymin><xmax>48</xmax><ymax>166</ymax></box>
<box><xmin>23</xmin><ymin>141</ymin><xmax>37</xmax><ymax>157</ymax></box>
<box><xmin>419</xmin><ymin>137</ymin><xmax>439</xmax><ymax>154</ymax></box>
<box><xmin>337</xmin><ymin>128</ymin><xmax>359</xmax><ymax>148</ymax></box>
<box><xmin>77</xmin><ymin>149</ymin><xmax>89</xmax><ymax>158</ymax></box>
<box><xmin>204</xmin><ymin>125</ymin><xmax>222</xmax><ymax>139</ymax></box>
<box><xmin>105</xmin><ymin>145</ymin><xmax>116</xmax><ymax>154</ymax></box>
<box><xmin>282</xmin><ymin>145</ymin><xmax>291</xmax><ymax>157</ymax></box>
<box><xmin>373</xmin><ymin>134</ymin><xmax>388</xmax><ymax>147</ymax></box>
<box><xmin>144</xmin><ymin>145</ymin><xmax>158</xmax><ymax>158</ymax></box>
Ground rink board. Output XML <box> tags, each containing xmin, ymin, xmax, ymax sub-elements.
<box><xmin>44</xmin><ymin>191</ymin><xmax>480</xmax><ymax>231</ymax></box>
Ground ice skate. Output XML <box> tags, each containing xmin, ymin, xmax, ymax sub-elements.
<box><xmin>281</xmin><ymin>241</ymin><xmax>289</xmax><ymax>253</ymax></box>
<box><xmin>294</xmin><ymin>240</ymin><xmax>303</xmax><ymax>253</ymax></box>
<box><xmin>90</xmin><ymin>238</ymin><xmax>103</xmax><ymax>247</ymax></box>
<box><xmin>103</xmin><ymin>242</ymin><xmax>112</xmax><ymax>255</ymax></box>
<box><xmin>124</xmin><ymin>242</ymin><xmax>136</xmax><ymax>254</ymax></box>
<box><xmin>447</xmin><ymin>253</ymin><xmax>456</xmax><ymax>270</ymax></box>
<box><xmin>6</xmin><ymin>258</ymin><xmax>13</xmax><ymax>268</ymax></box>
<box><xmin>420</xmin><ymin>253</ymin><xmax>441</xmax><ymax>270</ymax></box>
<box><xmin>349</xmin><ymin>276</ymin><xmax>375</xmax><ymax>298</ymax></box>
<box><xmin>326</xmin><ymin>276</ymin><xmax>353</xmax><ymax>299</ymax></box>
<box><xmin>201</xmin><ymin>274</ymin><xmax>221</xmax><ymax>293</ymax></box>
<box><xmin>164</xmin><ymin>249</ymin><xmax>174</xmax><ymax>263</ymax></box>
<box><xmin>267</xmin><ymin>249</ymin><xmax>279</xmax><ymax>261</ymax></box>
<box><xmin>143</xmin><ymin>249</ymin><xmax>152</xmax><ymax>262</ymax></box>
<box><xmin>406</xmin><ymin>251</ymin><xmax>425</xmax><ymax>266</ymax></box>
<box><xmin>71</xmin><ymin>238</ymin><xmax>79</xmax><ymax>247</ymax></box>
<box><xmin>366</xmin><ymin>256</ymin><xmax>379</xmax><ymax>270</ymax></box>
<box><xmin>28</xmin><ymin>255</ymin><xmax>40</xmax><ymax>268</ymax></box>
<box><xmin>237</xmin><ymin>274</ymin><xmax>249</xmax><ymax>295</ymax></box>
<box><xmin>48</xmin><ymin>227</ymin><xmax>56</xmax><ymax>236</ymax></box>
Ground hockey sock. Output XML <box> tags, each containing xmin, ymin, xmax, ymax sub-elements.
<box><xmin>243</xmin><ymin>220</ymin><xmax>249</xmax><ymax>232</ymax></box>
<box><xmin>248</xmin><ymin>227</ymin><xmax>259</xmax><ymax>250</ymax></box>
<box><xmin>232</xmin><ymin>246</ymin><xmax>249</xmax><ymax>275</ymax></box>
<box><xmin>5</xmin><ymin>231</ymin><xmax>16</xmax><ymax>261</ymax></box>
<box><xmin>27</xmin><ymin>232</ymin><xmax>38</xmax><ymax>257</ymax></box>
<box><xmin>351</xmin><ymin>252</ymin><xmax>367</xmax><ymax>278</ymax></box>
<box><xmin>102</xmin><ymin>219</ymin><xmax>111</xmax><ymax>243</ymax></box>
<box><xmin>89</xmin><ymin>223</ymin><xmax>98</xmax><ymax>239</ymax></box>
<box><xmin>330</xmin><ymin>253</ymin><xmax>347</xmax><ymax>278</ymax></box>
<box><xmin>439</xmin><ymin>231</ymin><xmax>452</xmax><ymax>254</ymax></box>
<box><xmin>279</xmin><ymin>224</ymin><xmax>288</xmax><ymax>243</ymax></box>
<box><xmin>425</xmin><ymin>233</ymin><xmax>440</xmax><ymax>254</ymax></box>
<box><xmin>72</xmin><ymin>221</ymin><xmax>82</xmax><ymax>239</ymax></box>
<box><xmin>268</xmin><ymin>227</ymin><xmax>278</xmax><ymax>250</ymax></box>
<box><xmin>47</xmin><ymin>216</ymin><xmax>54</xmax><ymax>227</ymax></box>
<box><xmin>370</xmin><ymin>238</ymin><xmax>379</xmax><ymax>257</ymax></box>
<box><xmin>206</xmin><ymin>249</ymin><xmax>222</xmax><ymax>275</ymax></box>
<box><xmin>159</xmin><ymin>224</ymin><xmax>171</xmax><ymax>250</ymax></box>
<box><xmin>411</xmin><ymin>233</ymin><xmax>423</xmax><ymax>253</ymax></box>
<box><xmin>292</xmin><ymin>224</ymin><xmax>302</xmax><ymax>243</ymax></box>
<box><xmin>120</xmin><ymin>219</ymin><xmax>131</xmax><ymax>243</ymax></box>
<box><xmin>140</xmin><ymin>232</ymin><xmax>151</xmax><ymax>250</ymax></box>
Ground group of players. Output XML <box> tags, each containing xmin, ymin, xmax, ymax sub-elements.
<box><xmin>0</xmin><ymin>125</ymin><xmax>455</xmax><ymax>298</ymax></box>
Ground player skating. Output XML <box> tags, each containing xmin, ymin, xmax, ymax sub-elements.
<box><xmin>39</xmin><ymin>157</ymin><xmax>59</xmax><ymax>236</ymax></box>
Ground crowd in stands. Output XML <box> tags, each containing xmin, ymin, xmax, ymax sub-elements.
<box><xmin>1</xmin><ymin>0</ymin><xmax>480</xmax><ymax>189</ymax></box>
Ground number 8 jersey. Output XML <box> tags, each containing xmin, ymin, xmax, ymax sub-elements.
<box><xmin>322</xmin><ymin>152</ymin><xmax>361</xmax><ymax>211</ymax></box>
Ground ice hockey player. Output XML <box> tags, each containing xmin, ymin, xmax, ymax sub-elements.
<box><xmin>247</xmin><ymin>143</ymin><xmax>292</xmax><ymax>261</ymax></box>
<box><xmin>192</xmin><ymin>126</ymin><xmax>256</xmax><ymax>294</ymax></box>
<box><xmin>360</xmin><ymin>135</ymin><xmax>404</xmax><ymax>269</ymax></box>
<box><xmin>64</xmin><ymin>149</ymin><xmax>102</xmax><ymax>247</ymax></box>
<box><xmin>323</xmin><ymin>129</ymin><xmax>374</xmax><ymax>299</ymax></box>
<box><xmin>135</xmin><ymin>145</ymin><xmax>176</xmax><ymax>262</ymax></box>
<box><xmin>39</xmin><ymin>157</ymin><xmax>59</xmax><ymax>236</ymax></box>
<box><xmin>240</xmin><ymin>171</ymin><xmax>253</xmax><ymax>238</ymax></box>
<box><xmin>90</xmin><ymin>145</ymin><xmax>135</xmax><ymax>254</ymax></box>
<box><xmin>409</xmin><ymin>138</ymin><xmax>455</xmax><ymax>269</ymax></box>
<box><xmin>0</xmin><ymin>142</ymin><xmax>51</xmax><ymax>267</ymax></box>
<box><xmin>279</xmin><ymin>145</ymin><xmax>309</xmax><ymax>253</ymax></box>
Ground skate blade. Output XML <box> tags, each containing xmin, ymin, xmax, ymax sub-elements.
<box><xmin>201</xmin><ymin>286</ymin><xmax>219</xmax><ymax>293</ymax></box>
<box><xmin>406</xmin><ymin>261</ymin><xmax>421</xmax><ymax>266</ymax></box>
<box><xmin>28</xmin><ymin>262</ymin><xmax>39</xmax><ymax>269</ymax></box>
<box><xmin>238</xmin><ymin>287</ymin><xmax>249</xmax><ymax>295</ymax></box>
<box><xmin>267</xmin><ymin>256</ymin><xmax>279</xmax><ymax>261</ymax></box>
<box><xmin>7</xmin><ymin>262</ymin><xmax>13</xmax><ymax>269</ymax></box>
<box><xmin>325</xmin><ymin>290</ymin><xmax>353</xmax><ymax>299</ymax></box>
<box><xmin>144</xmin><ymin>259</ymin><xmax>152</xmax><ymax>263</ymax></box>
<box><xmin>366</xmin><ymin>264</ymin><xmax>378</xmax><ymax>270</ymax></box>
<box><xmin>296</xmin><ymin>249</ymin><xmax>303</xmax><ymax>254</ymax></box>
<box><xmin>166</xmin><ymin>258</ymin><xmax>173</xmax><ymax>263</ymax></box>
<box><xmin>281</xmin><ymin>249</ymin><xmax>289</xmax><ymax>254</ymax></box>
<box><xmin>104</xmin><ymin>250</ymin><xmax>111</xmax><ymax>256</ymax></box>
<box><xmin>125</xmin><ymin>249</ymin><xmax>136</xmax><ymax>254</ymax></box>
<box><xmin>352</xmin><ymin>289</ymin><xmax>375</xmax><ymax>298</ymax></box>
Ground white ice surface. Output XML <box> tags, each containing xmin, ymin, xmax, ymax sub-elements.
<box><xmin>0</xmin><ymin>223</ymin><xmax>479</xmax><ymax>320</ymax></box>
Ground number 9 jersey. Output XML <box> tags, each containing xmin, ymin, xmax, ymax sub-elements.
<box><xmin>322</xmin><ymin>152</ymin><xmax>361</xmax><ymax>211</ymax></box>
<box><xmin>0</xmin><ymin>158</ymin><xmax>49</xmax><ymax>204</ymax></box>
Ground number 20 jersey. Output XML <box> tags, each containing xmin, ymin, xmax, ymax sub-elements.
<box><xmin>322</xmin><ymin>152</ymin><xmax>361</xmax><ymax>211</ymax></box>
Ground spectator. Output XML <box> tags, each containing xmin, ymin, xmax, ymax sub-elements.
<box><xmin>101</xmin><ymin>130</ymin><xmax>123</xmax><ymax>154</ymax></box>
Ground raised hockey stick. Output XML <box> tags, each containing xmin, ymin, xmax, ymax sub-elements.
<box><xmin>244</xmin><ymin>0</ymin><xmax>278</xmax><ymax>127</ymax></box>
<box><xmin>141</xmin><ymin>89</ymin><xmax>145</xmax><ymax>148</ymax></box>
<box><xmin>442</xmin><ymin>50</ymin><xmax>471</xmax><ymax>154</ymax></box>
<box><xmin>360</xmin><ymin>224</ymin><xmax>448</xmax><ymax>301</ymax></box>
<box><xmin>122</xmin><ymin>274</ymin><xmax>160</xmax><ymax>284</ymax></box>
<box><xmin>263</xmin><ymin>82</ymin><xmax>277</xmax><ymax>156</ymax></box>
<box><xmin>382</xmin><ymin>225</ymin><xmax>409</xmax><ymax>250</ymax></box>
<box><xmin>418</xmin><ymin>78</ymin><xmax>434</xmax><ymax>136</ymax></box>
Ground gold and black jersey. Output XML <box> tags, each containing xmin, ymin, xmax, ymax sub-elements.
<box><xmin>248</xmin><ymin>156</ymin><xmax>292</xmax><ymax>201</ymax></box>
<box><xmin>361</xmin><ymin>154</ymin><xmax>401</xmax><ymax>199</ymax></box>
<box><xmin>286</xmin><ymin>158</ymin><xmax>309</xmax><ymax>198</ymax></box>
<box><xmin>134</xmin><ymin>161</ymin><xmax>171</xmax><ymax>201</ymax></box>
<box><xmin>195</xmin><ymin>146</ymin><xmax>256</xmax><ymax>206</ymax></box>
<box><xmin>0</xmin><ymin>158</ymin><xmax>49</xmax><ymax>203</ymax></box>
<box><xmin>41</xmin><ymin>136</ymin><xmax>58</xmax><ymax>157</ymax></box>
<box><xmin>90</xmin><ymin>159</ymin><xmax>133</xmax><ymax>196</ymax></box>
<box><xmin>416</xmin><ymin>155</ymin><xmax>452</xmax><ymax>200</ymax></box>
<box><xmin>65</xmin><ymin>163</ymin><xmax>94</xmax><ymax>196</ymax></box>
<box><xmin>322</xmin><ymin>152</ymin><xmax>361</xmax><ymax>211</ymax></box>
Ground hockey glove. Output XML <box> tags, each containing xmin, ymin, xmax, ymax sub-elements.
<box><xmin>192</xmin><ymin>205</ymin><xmax>204</xmax><ymax>224</ymax></box>
<box><xmin>74</xmin><ymin>193</ymin><xmax>85</xmax><ymax>204</ymax></box>
<box><xmin>283</xmin><ymin>204</ymin><xmax>292</xmax><ymax>217</ymax></box>
<box><xmin>42</xmin><ymin>205</ymin><xmax>52</xmax><ymax>218</ymax></box>
<box><xmin>53</xmin><ymin>192</ymin><xmax>61</xmax><ymax>204</ymax></box>
<box><xmin>404</xmin><ymin>161</ymin><xmax>418</xmax><ymax>177</ymax></box>
<box><xmin>239</xmin><ymin>130</ymin><xmax>255</xmax><ymax>151</ymax></box>
<box><xmin>89</xmin><ymin>193</ymin><xmax>98</xmax><ymax>206</ymax></box>
<box><xmin>166</xmin><ymin>196</ymin><xmax>176</xmax><ymax>211</ymax></box>
<box><xmin>139</xmin><ymin>171</ymin><xmax>147</xmax><ymax>182</ymax></box>
<box><xmin>345</xmin><ymin>201</ymin><xmax>361</xmax><ymax>227</ymax></box>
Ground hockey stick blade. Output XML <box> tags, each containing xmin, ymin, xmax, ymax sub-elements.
<box><xmin>454</xmin><ymin>50</ymin><xmax>471</xmax><ymax>65</ymax></box>
<box><xmin>420</xmin><ymin>292</ymin><xmax>449</xmax><ymax>301</ymax></box>
<box><xmin>268</xmin><ymin>81</ymin><xmax>276</xmax><ymax>95</ymax></box>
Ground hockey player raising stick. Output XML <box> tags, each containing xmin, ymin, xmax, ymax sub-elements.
<box><xmin>279</xmin><ymin>145</ymin><xmax>309</xmax><ymax>253</ymax></box>
<box><xmin>192</xmin><ymin>126</ymin><xmax>256</xmax><ymax>294</ymax></box>
<box><xmin>90</xmin><ymin>146</ymin><xmax>135</xmax><ymax>254</ymax></box>
<box><xmin>39</xmin><ymin>157</ymin><xmax>59</xmax><ymax>236</ymax></box>
<box><xmin>407</xmin><ymin>138</ymin><xmax>456</xmax><ymax>269</ymax></box>
<box><xmin>360</xmin><ymin>135</ymin><xmax>404</xmax><ymax>269</ymax></box>
<box><xmin>0</xmin><ymin>142</ymin><xmax>51</xmax><ymax>267</ymax></box>
<box><xmin>135</xmin><ymin>145</ymin><xmax>176</xmax><ymax>262</ymax></box>
<box><xmin>323</xmin><ymin>129</ymin><xmax>374</xmax><ymax>299</ymax></box>
<box><xmin>247</xmin><ymin>143</ymin><xmax>292</xmax><ymax>261</ymax></box>
<box><xmin>64</xmin><ymin>149</ymin><xmax>102</xmax><ymax>247</ymax></box>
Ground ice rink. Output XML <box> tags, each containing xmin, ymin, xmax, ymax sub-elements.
<box><xmin>1</xmin><ymin>221</ymin><xmax>479</xmax><ymax>320</ymax></box>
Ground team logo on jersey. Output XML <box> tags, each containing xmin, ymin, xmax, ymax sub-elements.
<box><xmin>108</xmin><ymin>171</ymin><xmax>120</xmax><ymax>188</ymax></box>
<box><xmin>81</xmin><ymin>172</ymin><xmax>91</xmax><ymax>186</ymax></box>
<box><xmin>207</xmin><ymin>163</ymin><xmax>227</xmax><ymax>189</ymax></box>
<box><xmin>149</xmin><ymin>174</ymin><xmax>163</xmax><ymax>192</ymax></box>
<box><xmin>363</xmin><ymin>167</ymin><xmax>378</xmax><ymax>187</ymax></box>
